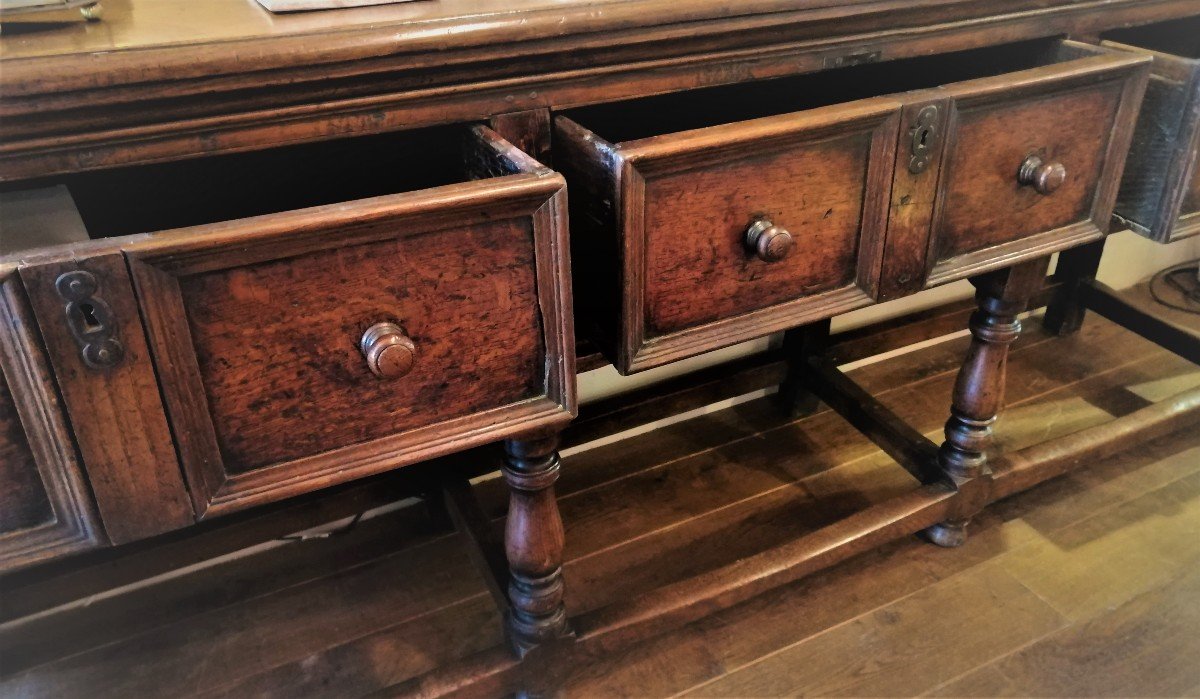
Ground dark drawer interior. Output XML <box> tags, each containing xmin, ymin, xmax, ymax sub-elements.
<box><xmin>563</xmin><ymin>38</ymin><xmax>1089</xmax><ymax>142</ymax></box>
<box><xmin>1</xmin><ymin>125</ymin><xmax>487</xmax><ymax>247</ymax></box>
<box><xmin>1102</xmin><ymin>15</ymin><xmax>1200</xmax><ymax>58</ymax></box>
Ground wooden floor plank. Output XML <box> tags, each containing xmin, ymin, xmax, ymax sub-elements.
<box><xmin>995</xmin><ymin>448</ymin><xmax>1200</xmax><ymax>624</ymax></box>
<box><xmin>1</xmin><ymin>534</ymin><xmax>492</xmax><ymax>697</ymax></box>
<box><xmin>560</xmin><ymin>515</ymin><xmax>1049</xmax><ymax>698</ymax></box>
<box><xmin>939</xmin><ymin>565</ymin><xmax>1200</xmax><ymax>698</ymax></box>
<box><xmin>987</xmin><ymin>433</ymin><xmax>1200</xmax><ymax>538</ymax></box>
<box><xmin>208</xmin><ymin>594</ymin><xmax>503</xmax><ymax>699</ymax></box>
<box><xmin>562</xmin><ymin>422</ymin><xmax>1200</xmax><ymax>698</ymax></box>
<box><xmin>929</xmin><ymin>469</ymin><xmax>1200</xmax><ymax>698</ymax></box>
<box><xmin>0</xmin><ymin>501</ymin><xmax>447</xmax><ymax>675</ymax></box>
<box><xmin>685</xmin><ymin>565</ymin><xmax>1067</xmax><ymax>698</ymax></box>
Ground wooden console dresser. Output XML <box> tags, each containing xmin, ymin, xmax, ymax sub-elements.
<box><xmin>2</xmin><ymin>1</ymin><xmax>1199</xmax><ymax>694</ymax></box>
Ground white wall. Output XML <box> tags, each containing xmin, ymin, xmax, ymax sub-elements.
<box><xmin>577</xmin><ymin>230</ymin><xmax>1200</xmax><ymax>405</ymax></box>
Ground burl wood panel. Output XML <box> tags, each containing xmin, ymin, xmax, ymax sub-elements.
<box><xmin>180</xmin><ymin>219</ymin><xmax>544</xmax><ymax>473</ymax></box>
<box><xmin>0</xmin><ymin>371</ymin><xmax>52</xmax><ymax>533</ymax></box>
<box><xmin>557</xmin><ymin>99</ymin><xmax>898</xmax><ymax>374</ymax></box>
<box><xmin>934</xmin><ymin>83</ymin><xmax>1122</xmax><ymax>261</ymax></box>
<box><xmin>127</xmin><ymin>126</ymin><xmax>574</xmax><ymax>519</ymax></box>
<box><xmin>643</xmin><ymin>132</ymin><xmax>874</xmax><ymax>335</ymax></box>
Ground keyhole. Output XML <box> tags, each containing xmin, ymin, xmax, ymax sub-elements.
<box><xmin>919</xmin><ymin>128</ymin><xmax>929</xmax><ymax>147</ymax></box>
<box><xmin>78</xmin><ymin>302</ymin><xmax>104</xmax><ymax>333</ymax></box>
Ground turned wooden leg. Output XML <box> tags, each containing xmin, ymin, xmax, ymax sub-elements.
<box><xmin>925</xmin><ymin>259</ymin><xmax>1048</xmax><ymax>547</ymax></box>
<box><xmin>1043</xmin><ymin>238</ymin><xmax>1105</xmax><ymax>336</ymax></box>
<box><xmin>503</xmin><ymin>433</ymin><xmax>570</xmax><ymax>655</ymax></box>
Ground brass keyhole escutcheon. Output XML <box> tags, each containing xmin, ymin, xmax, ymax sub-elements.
<box><xmin>908</xmin><ymin>105</ymin><xmax>940</xmax><ymax>174</ymax></box>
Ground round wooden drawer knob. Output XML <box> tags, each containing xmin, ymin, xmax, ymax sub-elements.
<box><xmin>1018</xmin><ymin>155</ymin><xmax>1067</xmax><ymax>195</ymax></box>
<box><xmin>360</xmin><ymin>322</ymin><xmax>416</xmax><ymax>379</ymax></box>
<box><xmin>745</xmin><ymin>219</ymin><xmax>794</xmax><ymax>263</ymax></box>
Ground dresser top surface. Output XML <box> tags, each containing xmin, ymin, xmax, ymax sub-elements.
<box><xmin>4</xmin><ymin>0</ymin><xmax>1163</xmax><ymax>63</ymax></box>
<box><xmin>0</xmin><ymin>0</ymin><xmax>883</xmax><ymax>60</ymax></box>
<box><xmin>0</xmin><ymin>0</ymin><xmax>1192</xmax><ymax>181</ymax></box>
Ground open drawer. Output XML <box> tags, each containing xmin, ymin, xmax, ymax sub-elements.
<box><xmin>556</xmin><ymin>38</ymin><xmax>1149</xmax><ymax>374</ymax></box>
<box><xmin>1102</xmin><ymin>16</ymin><xmax>1200</xmax><ymax>243</ymax></box>
<box><xmin>6</xmin><ymin>125</ymin><xmax>574</xmax><ymax>523</ymax></box>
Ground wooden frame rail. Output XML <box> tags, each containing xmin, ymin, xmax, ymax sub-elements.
<box><xmin>1077</xmin><ymin>279</ymin><xmax>1200</xmax><ymax>364</ymax></box>
<box><xmin>385</xmin><ymin>273</ymin><xmax>1199</xmax><ymax>697</ymax></box>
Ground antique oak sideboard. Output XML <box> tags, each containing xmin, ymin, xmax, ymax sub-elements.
<box><xmin>2</xmin><ymin>1</ymin><xmax>1199</xmax><ymax>694</ymax></box>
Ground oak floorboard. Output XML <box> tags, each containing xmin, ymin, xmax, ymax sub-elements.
<box><xmin>685</xmin><ymin>565</ymin><xmax>1067</xmax><ymax>698</ymax></box>
<box><xmin>995</xmin><ymin>448</ymin><xmax>1200</xmax><ymax>624</ymax></box>
<box><xmin>927</xmin><ymin>462</ymin><xmax>1200</xmax><ymax>697</ymax></box>
<box><xmin>986</xmin><ymin>432</ymin><xmax>1200</xmax><ymax>537</ymax></box>
<box><xmin>208</xmin><ymin>594</ymin><xmax>504</xmax><ymax>699</ymax></box>
<box><xmin>0</xmin><ymin>534</ymin><xmax>495</xmax><ymax>698</ymax></box>
<box><xmin>935</xmin><ymin>564</ymin><xmax>1200</xmax><ymax>698</ymax></box>
<box><xmin>0</xmin><ymin>501</ymin><xmax>447</xmax><ymax>675</ymax></box>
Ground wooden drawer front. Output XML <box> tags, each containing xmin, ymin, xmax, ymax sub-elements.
<box><xmin>127</xmin><ymin>134</ymin><xmax>573</xmax><ymax>518</ymax></box>
<box><xmin>178</xmin><ymin>221</ymin><xmax>542</xmax><ymax>474</ymax></box>
<box><xmin>1102</xmin><ymin>18</ymin><xmax>1200</xmax><ymax>243</ymax></box>
<box><xmin>925</xmin><ymin>49</ymin><xmax>1150</xmax><ymax>285</ymax></box>
<box><xmin>557</xmin><ymin>101</ymin><xmax>899</xmax><ymax>374</ymax></box>
<box><xmin>558</xmin><ymin>40</ymin><xmax>1149</xmax><ymax>373</ymax></box>
<box><xmin>0</xmin><ymin>267</ymin><xmax>103</xmax><ymax>571</ymax></box>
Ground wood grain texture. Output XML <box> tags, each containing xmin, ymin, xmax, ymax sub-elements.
<box><xmin>503</xmin><ymin>434</ymin><xmax>571</xmax><ymax>653</ymax></box>
<box><xmin>876</xmin><ymin>95</ymin><xmax>952</xmax><ymax>301</ymax></box>
<box><xmin>1079</xmin><ymin>278</ymin><xmax>1200</xmax><ymax>364</ymax></box>
<box><xmin>0</xmin><ymin>266</ymin><xmax>103</xmax><ymax>572</ymax></box>
<box><xmin>0</xmin><ymin>0</ymin><xmax>1196</xmax><ymax>680</ymax></box>
<box><xmin>925</xmin><ymin>258</ymin><xmax>1050</xmax><ymax>547</ymax></box>
<box><xmin>0</xmin><ymin>466</ymin><xmax>441</xmax><ymax>626</ymax></box>
<box><xmin>1</xmin><ymin>0</ymin><xmax>1196</xmax><ymax>180</ymax></box>
<box><xmin>0</xmin><ymin>370</ymin><xmax>52</xmax><ymax>535</ymax></box>
<box><xmin>558</xmin><ymin>38</ymin><xmax>1146</xmax><ymax>374</ymax></box>
<box><xmin>489</xmin><ymin>110</ymin><xmax>554</xmax><ymax>168</ymax></box>
<box><xmin>178</xmin><ymin>217</ymin><xmax>543</xmax><ymax>474</ymax></box>
<box><xmin>17</xmin><ymin>254</ymin><xmax>193</xmax><ymax>544</ymax></box>
<box><xmin>936</xmin><ymin>86</ymin><xmax>1119</xmax><ymax>256</ymax></box>
<box><xmin>926</xmin><ymin>44</ymin><xmax>1150</xmax><ymax>285</ymax></box>
<box><xmin>638</xmin><ymin>118</ymin><xmax>888</xmax><ymax>335</ymax></box>
<box><xmin>125</xmin><ymin>128</ymin><xmax>574</xmax><ymax>518</ymax></box>
<box><xmin>558</xmin><ymin>98</ymin><xmax>899</xmax><ymax>374</ymax></box>
<box><xmin>690</xmin><ymin>566</ymin><xmax>1066</xmax><ymax>697</ymax></box>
